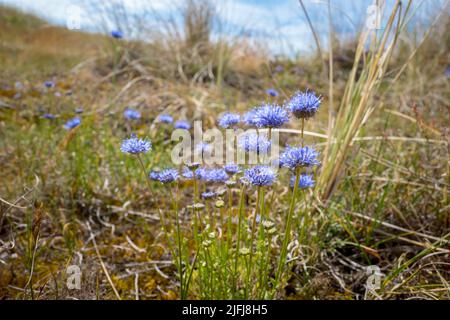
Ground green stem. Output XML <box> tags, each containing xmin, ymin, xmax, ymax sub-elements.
<box><xmin>232</xmin><ymin>183</ymin><xmax>246</xmax><ymax>298</ymax></box>
<box><xmin>274</xmin><ymin>167</ymin><xmax>301</xmax><ymax>296</ymax></box>
<box><xmin>169</xmin><ymin>186</ymin><xmax>184</xmax><ymax>299</ymax></box>
<box><xmin>246</xmin><ymin>186</ymin><xmax>262</xmax><ymax>298</ymax></box>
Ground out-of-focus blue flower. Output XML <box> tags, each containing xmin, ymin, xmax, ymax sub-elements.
<box><xmin>201</xmin><ymin>191</ymin><xmax>217</xmax><ymax>199</ymax></box>
<box><xmin>445</xmin><ymin>67</ymin><xmax>450</xmax><ymax>77</ymax></box>
<box><xmin>286</xmin><ymin>90</ymin><xmax>322</xmax><ymax>119</ymax></box>
<box><xmin>174</xmin><ymin>120</ymin><xmax>191</xmax><ymax>130</ymax></box>
<box><xmin>42</xmin><ymin>113</ymin><xmax>56</xmax><ymax>120</ymax></box>
<box><xmin>124</xmin><ymin>108</ymin><xmax>141</xmax><ymax>120</ymax></box>
<box><xmin>243</xmin><ymin>165</ymin><xmax>277</xmax><ymax>187</ymax></box>
<box><xmin>218</xmin><ymin>112</ymin><xmax>240</xmax><ymax>129</ymax></box>
<box><xmin>182</xmin><ymin>167</ymin><xmax>194</xmax><ymax>180</ymax></box>
<box><xmin>280</xmin><ymin>145</ymin><xmax>320</xmax><ymax>170</ymax></box>
<box><xmin>274</xmin><ymin>65</ymin><xmax>284</xmax><ymax>73</ymax></box>
<box><xmin>243</xmin><ymin>109</ymin><xmax>258</xmax><ymax>126</ymax></box>
<box><xmin>157</xmin><ymin>114</ymin><xmax>173</xmax><ymax>124</ymax></box>
<box><xmin>63</xmin><ymin>117</ymin><xmax>81</xmax><ymax>130</ymax></box>
<box><xmin>290</xmin><ymin>174</ymin><xmax>315</xmax><ymax>189</ymax></box>
<box><xmin>266</xmin><ymin>88</ymin><xmax>278</xmax><ymax>97</ymax></box>
<box><xmin>248</xmin><ymin>104</ymin><xmax>289</xmax><ymax>128</ymax></box>
<box><xmin>205</xmin><ymin>168</ymin><xmax>229</xmax><ymax>183</ymax></box>
<box><xmin>195</xmin><ymin>142</ymin><xmax>213</xmax><ymax>155</ymax></box>
<box><xmin>44</xmin><ymin>81</ymin><xmax>55</xmax><ymax>88</ymax></box>
<box><xmin>75</xmin><ymin>107</ymin><xmax>83</xmax><ymax>114</ymax></box>
<box><xmin>238</xmin><ymin>132</ymin><xmax>271</xmax><ymax>154</ymax></box>
<box><xmin>120</xmin><ymin>133</ymin><xmax>152</xmax><ymax>154</ymax></box>
<box><xmin>111</xmin><ymin>30</ymin><xmax>123</xmax><ymax>39</ymax></box>
<box><xmin>224</xmin><ymin>163</ymin><xmax>241</xmax><ymax>175</ymax></box>
<box><xmin>195</xmin><ymin>167</ymin><xmax>208</xmax><ymax>180</ymax></box>
<box><xmin>149</xmin><ymin>171</ymin><xmax>160</xmax><ymax>181</ymax></box>
<box><xmin>154</xmin><ymin>168</ymin><xmax>179</xmax><ymax>183</ymax></box>
<box><xmin>54</xmin><ymin>91</ymin><xmax>62</xmax><ymax>97</ymax></box>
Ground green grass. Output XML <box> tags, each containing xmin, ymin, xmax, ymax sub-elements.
<box><xmin>0</xmin><ymin>4</ymin><xmax>449</xmax><ymax>300</ymax></box>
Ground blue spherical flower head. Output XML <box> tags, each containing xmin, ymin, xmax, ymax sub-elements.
<box><xmin>251</xmin><ymin>103</ymin><xmax>289</xmax><ymax>128</ymax></box>
<box><xmin>195</xmin><ymin>142</ymin><xmax>213</xmax><ymax>155</ymax></box>
<box><xmin>124</xmin><ymin>108</ymin><xmax>141</xmax><ymax>120</ymax></box>
<box><xmin>149</xmin><ymin>170</ymin><xmax>160</xmax><ymax>181</ymax></box>
<box><xmin>64</xmin><ymin>117</ymin><xmax>81</xmax><ymax>130</ymax></box>
<box><xmin>157</xmin><ymin>114</ymin><xmax>173</xmax><ymax>124</ymax></box>
<box><xmin>266</xmin><ymin>88</ymin><xmax>279</xmax><ymax>97</ymax></box>
<box><xmin>42</xmin><ymin>113</ymin><xmax>56</xmax><ymax>120</ymax></box>
<box><xmin>238</xmin><ymin>132</ymin><xmax>271</xmax><ymax>155</ymax></box>
<box><xmin>243</xmin><ymin>109</ymin><xmax>258</xmax><ymax>126</ymax></box>
<box><xmin>224</xmin><ymin>163</ymin><xmax>241</xmax><ymax>175</ymax></box>
<box><xmin>286</xmin><ymin>90</ymin><xmax>322</xmax><ymax>119</ymax></box>
<box><xmin>44</xmin><ymin>81</ymin><xmax>55</xmax><ymax>88</ymax></box>
<box><xmin>120</xmin><ymin>134</ymin><xmax>152</xmax><ymax>154</ymax></box>
<box><xmin>280</xmin><ymin>145</ymin><xmax>320</xmax><ymax>170</ymax></box>
<box><xmin>244</xmin><ymin>165</ymin><xmax>277</xmax><ymax>187</ymax></box>
<box><xmin>156</xmin><ymin>168</ymin><xmax>179</xmax><ymax>184</ymax></box>
<box><xmin>174</xmin><ymin>120</ymin><xmax>191</xmax><ymax>130</ymax></box>
<box><xmin>182</xmin><ymin>167</ymin><xmax>194</xmax><ymax>180</ymax></box>
<box><xmin>195</xmin><ymin>167</ymin><xmax>208</xmax><ymax>180</ymax></box>
<box><xmin>290</xmin><ymin>174</ymin><xmax>315</xmax><ymax>189</ymax></box>
<box><xmin>218</xmin><ymin>112</ymin><xmax>240</xmax><ymax>129</ymax></box>
<box><xmin>205</xmin><ymin>168</ymin><xmax>229</xmax><ymax>183</ymax></box>
<box><xmin>201</xmin><ymin>191</ymin><xmax>217</xmax><ymax>200</ymax></box>
<box><xmin>111</xmin><ymin>30</ymin><xmax>123</xmax><ymax>39</ymax></box>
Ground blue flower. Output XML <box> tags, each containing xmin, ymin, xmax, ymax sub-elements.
<box><xmin>218</xmin><ymin>112</ymin><xmax>240</xmax><ymax>129</ymax></box>
<box><xmin>243</xmin><ymin>165</ymin><xmax>277</xmax><ymax>187</ymax></box>
<box><xmin>195</xmin><ymin>142</ymin><xmax>212</xmax><ymax>155</ymax></box>
<box><xmin>44</xmin><ymin>81</ymin><xmax>55</xmax><ymax>88</ymax></box>
<box><xmin>75</xmin><ymin>107</ymin><xmax>84</xmax><ymax>114</ymax></box>
<box><xmin>290</xmin><ymin>174</ymin><xmax>315</xmax><ymax>189</ymax></box>
<box><xmin>243</xmin><ymin>109</ymin><xmax>258</xmax><ymax>126</ymax></box>
<box><xmin>111</xmin><ymin>30</ymin><xmax>123</xmax><ymax>39</ymax></box>
<box><xmin>174</xmin><ymin>120</ymin><xmax>191</xmax><ymax>130</ymax></box>
<box><xmin>157</xmin><ymin>114</ymin><xmax>173</xmax><ymax>124</ymax></box>
<box><xmin>280</xmin><ymin>145</ymin><xmax>320</xmax><ymax>170</ymax></box>
<box><xmin>224</xmin><ymin>163</ymin><xmax>241</xmax><ymax>175</ymax></box>
<box><xmin>205</xmin><ymin>168</ymin><xmax>229</xmax><ymax>183</ymax></box>
<box><xmin>248</xmin><ymin>104</ymin><xmax>289</xmax><ymax>128</ymax></box>
<box><xmin>274</xmin><ymin>65</ymin><xmax>284</xmax><ymax>73</ymax></box>
<box><xmin>149</xmin><ymin>170</ymin><xmax>161</xmax><ymax>181</ymax></box>
<box><xmin>182</xmin><ymin>167</ymin><xmax>194</xmax><ymax>180</ymax></box>
<box><xmin>201</xmin><ymin>191</ymin><xmax>217</xmax><ymax>199</ymax></box>
<box><xmin>124</xmin><ymin>108</ymin><xmax>141</xmax><ymax>120</ymax></box>
<box><xmin>120</xmin><ymin>134</ymin><xmax>152</xmax><ymax>154</ymax></box>
<box><xmin>286</xmin><ymin>90</ymin><xmax>322</xmax><ymax>119</ymax></box>
<box><xmin>154</xmin><ymin>168</ymin><xmax>179</xmax><ymax>183</ymax></box>
<box><xmin>42</xmin><ymin>113</ymin><xmax>56</xmax><ymax>120</ymax></box>
<box><xmin>64</xmin><ymin>117</ymin><xmax>81</xmax><ymax>130</ymax></box>
<box><xmin>238</xmin><ymin>132</ymin><xmax>271</xmax><ymax>154</ymax></box>
<box><xmin>195</xmin><ymin>167</ymin><xmax>208</xmax><ymax>180</ymax></box>
<box><xmin>266</xmin><ymin>88</ymin><xmax>278</xmax><ymax>97</ymax></box>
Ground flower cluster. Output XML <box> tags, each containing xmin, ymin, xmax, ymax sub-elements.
<box><xmin>157</xmin><ymin>114</ymin><xmax>174</xmax><ymax>124</ymax></box>
<box><xmin>124</xmin><ymin>108</ymin><xmax>141</xmax><ymax>120</ymax></box>
<box><xmin>64</xmin><ymin>117</ymin><xmax>81</xmax><ymax>130</ymax></box>
<box><xmin>238</xmin><ymin>132</ymin><xmax>271</xmax><ymax>155</ymax></box>
<box><xmin>174</xmin><ymin>120</ymin><xmax>191</xmax><ymax>130</ymax></box>
<box><xmin>120</xmin><ymin>134</ymin><xmax>152</xmax><ymax>154</ymax></box>
<box><xmin>245</xmin><ymin>104</ymin><xmax>289</xmax><ymax>128</ymax></box>
<box><xmin>290</xmin><ymin>174</ymin><xmax>315</xmax><ymax>189</ymax></box>
<box><xmin>243</xmin><ymin>165</ymin><xmax>277</xmax><ymax>187</ymax></box>
<box><xmin>280</xmin><ymin>146</ymin><xmax>320</xmax><ymax>170</ymax></box>
<box><xmin>285</xmin><ymin>90</ymin><xmax>322</xmax><ymax>119</ymax></box>
<box><xmin>218</xmin><ymin>112</ymin><xmax>241</xmax><ymax>129</ymax></box>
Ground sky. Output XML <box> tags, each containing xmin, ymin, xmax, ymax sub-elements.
<box><xmin>1</xmin><ymin>0</ymin><xmax>446</xmax><ymax>55</ymax></box>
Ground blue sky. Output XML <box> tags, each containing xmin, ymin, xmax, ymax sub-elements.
<box><xmin>1</xmin><ymin>0</ymin><xmax>446</xmax><ymax>55</ymax></box>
